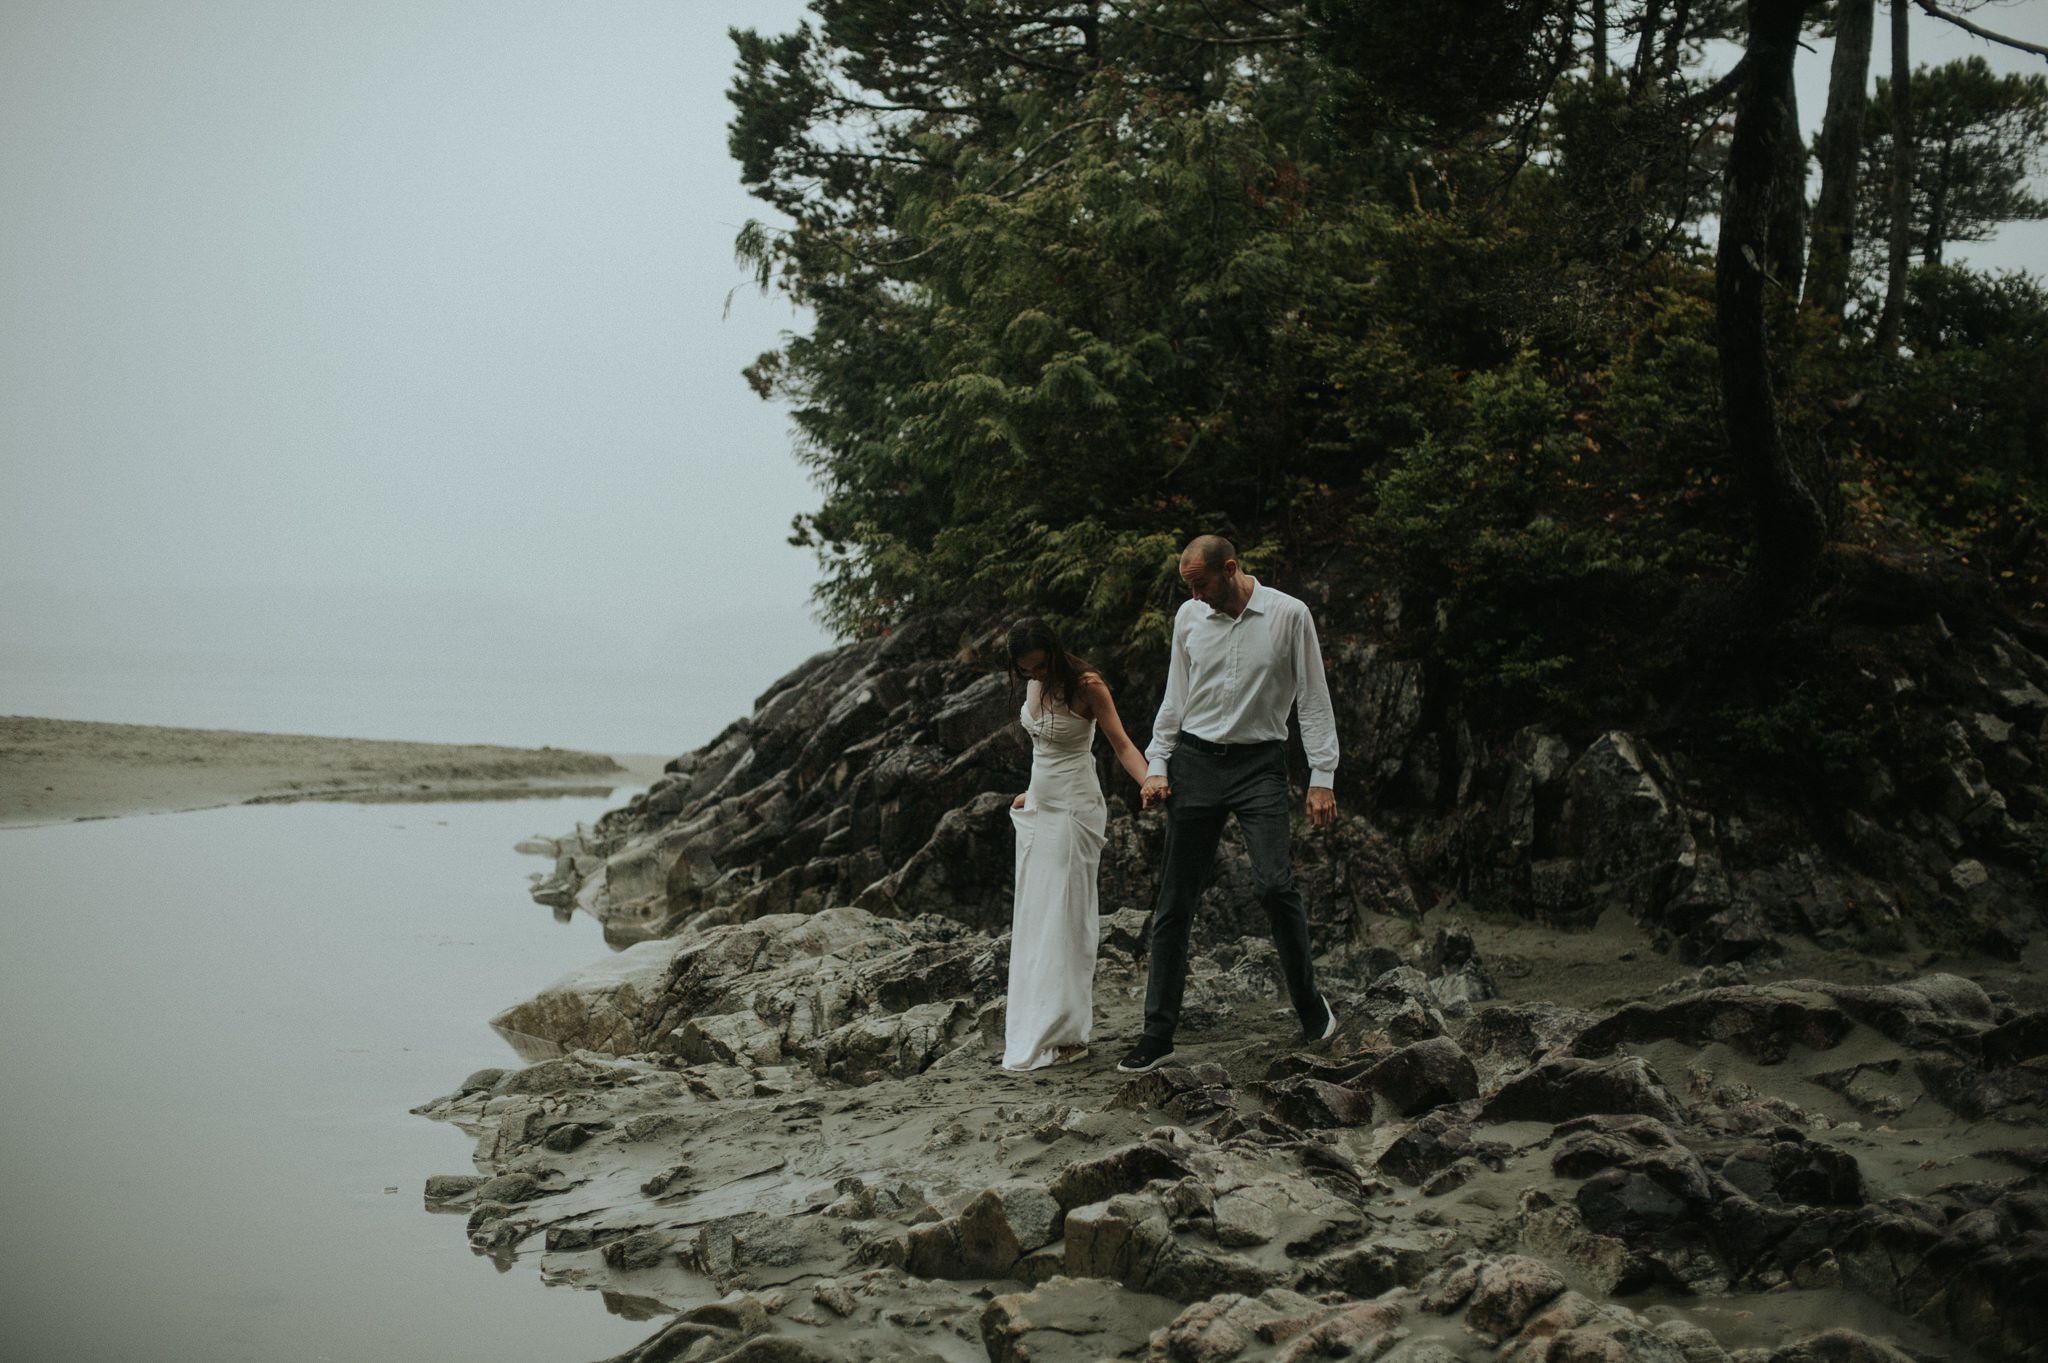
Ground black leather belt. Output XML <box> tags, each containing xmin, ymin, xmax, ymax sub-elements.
<box><xmin>1178</xmin><ymin>733</ymin><xmax>1281</xmax><ymax>756</ymax></box>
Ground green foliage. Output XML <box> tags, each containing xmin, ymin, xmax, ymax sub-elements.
<box><xmin>1859</xmin><ymin>56</ymin><xmax>2048</xmax><ymax>267</ymax></box>
<box><xmin>746</xmin><ymin>29</ymin><xmax>1377</xmax><ymax>643</ymax></box>
<box><xmin>728</xmin><ymin>0</ymin><xmax>2047</xmax><ymax>757</ymax></box>
<box><xmin>1356</xmin><ymin>278</ymin><xmax>1742</xmax><ymax>718</ymax></box>
<box><xmin>1837</xmin><ymin>267</ymin><xmax>2048</xmax><ymax>608</ymax></box>
<box><xmin>1705</xmin><ymin>685</ymin><xmax>1879</xmax><ymax>776</ymax></box>
<box><xmin>1306</xmin><ymin>0</ymin><xmax>1575</xmax><ymax>139</ymax></box>
<box><xmin>1547</xmin><ymin>74</ymin><xmax>1727</xmax><ymax>262</ymax></box>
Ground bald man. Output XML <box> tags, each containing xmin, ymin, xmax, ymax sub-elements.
<box><xmin>1117</xmin><ymin>535</ymin><xmax>1340</xmax><ymax>1073</ymax></box>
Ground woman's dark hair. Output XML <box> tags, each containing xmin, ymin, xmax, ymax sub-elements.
<box><xmin>1006</xmin><ymin>617</ymin><xmax>1098</xmax><ymax>710</ymax></box>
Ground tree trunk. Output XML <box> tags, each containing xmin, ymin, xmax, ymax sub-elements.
<box><xmin>1769</xmin><ymin>66</ymin><xmax>1809</xmax><ymax>301</ymax></box>
<box><xmin>1925</xmin><ymin>140</ymin><xmax>1949</xmax><ymax>263</ymax></box>
<box><xmin>1875</xmin><ymin>0</ymin><xmax>1914</xmax><ymax>349</ymax></box>
<box><xmin>1633</xmin><ymin>0</ymin><xmax>1666</xmax><ymax>91</ymax></box>
<box><xmin>1593</xmin><ymin>0</ymin><xmax>1609</xmax><ymax>78</ymax></box>
<box><xmin>1659</xmin><ymin>0</ymin><xmax>1695</xmax><ymax>82</ymax></box>
<box><xmin>1802</xmin><ymin>0</ymin><xmax>1874</xmax><ymax>316</ymax></box>
<box><xmin>1718</xmin><ymin>0</ymin><xmax>1827</xmax><ymax>642</ymax></box>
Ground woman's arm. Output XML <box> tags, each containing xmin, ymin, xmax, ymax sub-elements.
<box><xmin>1076</xmin><ymin>675</ymin><xmax>1150</xmax><ymax>788</ymax></box>
<box><xmin>1014</xmin><ymin>677</ymin><xmax>1034</xmax><ymax>808</ymax></box>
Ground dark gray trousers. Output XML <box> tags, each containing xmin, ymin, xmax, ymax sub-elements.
<box><xmin>1142</xmin><ymin>741</ymin><xmax>1320</xmax><ymax>1041</ymax></box>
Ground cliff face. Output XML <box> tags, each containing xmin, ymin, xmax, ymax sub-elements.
<box><xmin>526</xmin><ymin>575</ymin><xmax>2046</xmax><ymax>999</ymax></box>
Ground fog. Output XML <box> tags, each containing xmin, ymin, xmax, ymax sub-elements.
<box><xmin>1</xmin><ymin>0</ymin><xmax>826</xmax><ymax>751</ymax></box>
<box><xmin>1</xmin><ymin>1</ymin><xmax>2042</xmax><ymax>752</ymax></box>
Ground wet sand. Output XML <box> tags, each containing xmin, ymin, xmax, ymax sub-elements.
<box><xmin>0</xmin><ymin>715</ymin><xmax>665</xmax><ymax>827</ymax></box>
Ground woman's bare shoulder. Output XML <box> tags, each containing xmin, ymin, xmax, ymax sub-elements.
<box><xmin>1073</xmin><ymin>671</ymin><xmax>1115</xmax><ymax>714</ymax></box>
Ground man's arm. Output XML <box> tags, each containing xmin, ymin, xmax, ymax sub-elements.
<box><xmin>1142</xmin><ymin>609</ymin><xmax>1191</xmax><ymax>805</ymax></box>
<box><xmin>1292</xmin><ymin>604</ymin><xmax>1340</xmax><ymax>826</ymax></box>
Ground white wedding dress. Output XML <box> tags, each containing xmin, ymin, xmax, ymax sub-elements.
<box><xmin>1003</xmin><ymin>680</ymin><xmax>1107</xmax><ymax>1071</ymax></box>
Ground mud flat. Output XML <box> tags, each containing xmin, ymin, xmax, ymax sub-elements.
<box><xmin>0</xmin><ymin>714</ymin><xmax>658</xmax><ymax>827</ymax></box>
<box><xmin>415</xmin><ymin>897</ymin><xmax>2048</xmax><ymax>1363</ymax></box>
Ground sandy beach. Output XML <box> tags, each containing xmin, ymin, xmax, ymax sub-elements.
<box><xmin>0</xmin><ymin>715</ymin><xmax>664</xmax><ymax>827</ymax></box>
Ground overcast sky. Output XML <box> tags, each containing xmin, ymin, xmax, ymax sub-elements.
<box><xmin>0</xmin><ymin>1</ymin><xmax>2042</xmax><ymax>750</ymax></box>
<box><xmin>0</xmin><ymin>1</ymin><xmax>826</xmax><ymax>732</ymax></box>
<box><xmin>1786</xmin><ymin>0</ymin><xmax>2047</xmax><ymax>279</ymax></box>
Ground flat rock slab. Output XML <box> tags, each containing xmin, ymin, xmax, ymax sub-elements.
<box><xmin>981</xmin><ymin>1276</ymin><xmax>1183</xmax><ymax>1363</ymax></box>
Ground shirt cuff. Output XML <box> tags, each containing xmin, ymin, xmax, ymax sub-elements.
<box><xmin>1309</xmin><ymin>769</ymin><xmax>1335</xmax><ymax>790</ymax></box>
<box><xmin>1146</xmin><ymin>758</ymin><xmax>1170</xmax><ymax>779</ymax></box>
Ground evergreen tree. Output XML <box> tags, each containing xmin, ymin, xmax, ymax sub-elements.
<box><xmin>1860</xmin><ymin>55</ymin><xmax>2048</xmax><ymax>269</ymax></box>
<box><xmin>722</xmin><ymin>0</ymin><xmax>2048</xmax><ymax>731</ymax></box>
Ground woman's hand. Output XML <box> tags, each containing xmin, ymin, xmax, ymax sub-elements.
<box><xmin>1012</xmin><ymin>793</ymin><xmax>1027</xmax><ymax>810</ymax></box>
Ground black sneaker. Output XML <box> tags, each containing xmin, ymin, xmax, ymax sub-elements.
<box><xmin>1116</xmin><ymin>1036</ymin><xmax>1177</xmax><ymax>1073</ymax></box>
<box><xmin>1304</xmin><ymin>994</ymin><xmax>1337</xmax><ymax>1043</ymax></box>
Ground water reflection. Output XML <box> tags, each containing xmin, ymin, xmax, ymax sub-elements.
<box><xmin>600</xmin><ymin>1291</ymin><xmax>672</xmax><ymax>1322</ymax></box>
<box><xmin>494</xmin><ymin>1025</ymin><xmax>568</xmax><ymax>1064</ymax></box>
<box><xmin>524</xmin><ymin>834</ymin><xmax>678</xmax><ymax>950</ymax></box>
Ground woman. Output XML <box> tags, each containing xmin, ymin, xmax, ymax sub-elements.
<box><xmin>1003</xmin><ymin>618</ymin><xmax>1149</xmax><ymax>1070</ymax></box>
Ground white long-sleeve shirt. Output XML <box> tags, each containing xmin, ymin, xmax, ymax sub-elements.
<box><xmin>1144</xmin><ymin>580</ymin><xmax>1340</xmax><ymax>788</ymax></box>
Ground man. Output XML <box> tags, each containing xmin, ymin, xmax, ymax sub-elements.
<box><xmin>1118</xmin><ymin>535</ymin><xmax>1340</xmax><ymax>1074</ymax></box>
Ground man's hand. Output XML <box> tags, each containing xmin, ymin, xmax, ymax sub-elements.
<box><xmin>1012</xmin><ymin>793</ymin><xmax>1027</xmax><ymax>810</ymax></box>
<box><xmin>1141</xmin><ymin>775</ymin><xmax>1171</xmax><ymax>808</ymax></box>
<box><xmin>1305</xmin><ymin>786</ymin><xmax>1337</xmax><ymax>829</ymax></box>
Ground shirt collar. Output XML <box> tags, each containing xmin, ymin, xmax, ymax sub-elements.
<box><xmin>1203</xmin><ymin>579</ymin><xmax>1265</xmax><ymax>619</ymax></box>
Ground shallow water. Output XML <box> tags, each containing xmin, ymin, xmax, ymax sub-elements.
<box><xmin>0</xmin><ymin>796</ymin><xmax>660</xmax><ymax>1363</ymax></box>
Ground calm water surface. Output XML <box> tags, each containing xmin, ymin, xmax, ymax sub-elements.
<box><xmin>0</xmin><ymin>796</ymin><xmax>660</xmax><ymax>1363</ymax></box>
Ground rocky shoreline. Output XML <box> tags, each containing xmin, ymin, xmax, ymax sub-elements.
<box><xmin>415</xmin><ymin>598</ymin><xmax>2048</xmax><ymax>1363</ymax></box>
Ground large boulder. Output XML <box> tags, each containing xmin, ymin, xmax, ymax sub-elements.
<box><xmin>1480</xmin><ymin>1057</ymin><xmax>1686</xmax><ymax>1126</ymax></box>
<box><xmin>905</xmin><ymin>1182</ymin><xmax>1061</xmax><ymax>1280</ymax></box>
<box><xmin>1049</xmin><ymin>1141</ymin><xmax>1200</xmax><ymax>1213</ymax></box>
<box><xmin>631</xmin><ymin>908</ymin><xmax>945</xmax><ymax>1061</ymax></box>
<box><xmin>855</xmin><ymin>791</ymin><xmax>1019</xmax><ymax>931</ymax></box>
<box><xmin>808</xmin><ymin>999</ymin><xmax>971</xmax><ymax>1084</ymax></box>
<box><xmin>1377</xmin><ymin>1111</ymin><xmax>1510</xmax><ymax>1187</ymax></box>
<box><xmin>1463</xmin><ymin>1001</ymin><xmax>1601</xmax><ymax>1091</ymax></box>
<box><xmin>1465</xmin><ymin>1254</ymin><xmax>1569</xmax><ymax>1335</ymax></box>
<box><xmin>489</xmin><ymin>938</ymin><xmax>677</xmax><ymax>1056</ymax></box>
<box><xmin>1111</xmin><ymin>1064</ymin><xmax>1238</xmax><ymax>1124</ymax></box>
<box><xmin>1567</xmin><ymin>986</ymin><xmax>1855</xmax><ymax>1065</ymax></box>
<box><xmin>1063</xmin><ymin>1192</ymin><xmax>1284</xmax><ymax>1300</ymax></box>
<box><xmin>1247</xmin><ymin>1075</ymin><xmax>1375</xmax><ymax>1130</ymax></box>
<box><xmin>1556</xmin><ymin>732</ymin><xmax>1680</xmax><ymax>928</ymax></box>
<box><xmin>1352</xmin><ymin>1036</ymin><xmax>1481</xmax><ymax>1116</ymax></box>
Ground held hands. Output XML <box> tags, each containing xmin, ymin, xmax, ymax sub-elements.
<box><xmin>1138</xmin><ymin>774</ymin><xmax>1328</xmax><ymax>823</ymax></box>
